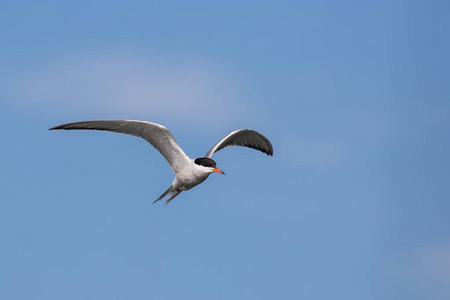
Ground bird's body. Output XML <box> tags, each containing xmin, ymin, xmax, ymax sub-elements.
<box><xmin>175</xmin><ymin>160</ymin><xmax>210</xmax><ymax>190</ymax></box>
<box><xmin>50</xmin><ymin>120</ymin><xmax>273</xmax><ymax>205</ymax></box>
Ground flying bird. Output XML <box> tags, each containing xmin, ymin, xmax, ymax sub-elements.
<box><xmin>50</xmin><ymin>120</ymin><xmax>273</xmax><ymax>205</ymax></box>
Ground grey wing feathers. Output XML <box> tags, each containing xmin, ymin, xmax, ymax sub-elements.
<box><xmin>50</xmin><ymin>120</ymin><xmax>190</xmax><ymax>173</ymax></box>
<box><xmin>205</xmin><ymin>129</ymin><xmax>273</xmax><ymax>158</ymax></box>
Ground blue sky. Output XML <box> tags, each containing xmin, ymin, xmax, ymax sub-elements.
<box><xmin>1</xmin><ymin>1</ymin><xmax>450</xmax><ymax>299</ymax></box>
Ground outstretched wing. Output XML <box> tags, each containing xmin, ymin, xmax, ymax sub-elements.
<box><xmin>50</xmin><ymin>120</ymin><xmax>190</xmax><ymax>173</ymax></box>
<box><xmin>205</xmin><ymin>129</ymin><xmax>273</xmax><ymax>158</ymax></box>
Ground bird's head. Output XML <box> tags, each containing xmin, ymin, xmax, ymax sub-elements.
<box><xmin>194</xmin><ymin>157</ymin><xmax>225</xmax><ymax>175</ymax></box>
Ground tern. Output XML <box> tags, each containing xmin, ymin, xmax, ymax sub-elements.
<box><xmin>50</xmin><ymin>120</ymin><xmax>273</xmax><ymax>205</ymax></box>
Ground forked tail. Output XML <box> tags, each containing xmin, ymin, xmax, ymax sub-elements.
<box><xmin>153</xmin><ymin>185</ymin><xmax>182</xmax><ymax>205</ymax></box>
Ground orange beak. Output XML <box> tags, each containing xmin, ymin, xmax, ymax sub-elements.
<box><xmin>212</xmin><ymin>167</ymin><xmax>225</xmax><ymax>175</ymax></box>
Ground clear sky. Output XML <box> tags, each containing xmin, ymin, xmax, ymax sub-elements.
<box><xmin>1</xmin><ymin>1</ymin><xmax>449</xmax><ymax>299</ymax></box>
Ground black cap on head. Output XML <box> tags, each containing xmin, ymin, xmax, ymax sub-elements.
<box><xmin>194</xmin><ymin>157</ymin><xmax>217</xmax><ymax>168</ymax></box>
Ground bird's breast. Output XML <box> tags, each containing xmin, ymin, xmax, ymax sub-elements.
<box><xmin>175</xmin><ymin>169</ymin><xmax>210</xmax><ymax>191</ymax></box>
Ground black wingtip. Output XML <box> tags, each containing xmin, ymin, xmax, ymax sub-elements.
<box><xmin>49</xmin><ymin>125</ymin><xmax>63</xmax><ymax>130</ymax></box>
<box><xmin>264</xmin><ymin>145</ymin><xmax>273</xmax><ymax>156</ymax></box>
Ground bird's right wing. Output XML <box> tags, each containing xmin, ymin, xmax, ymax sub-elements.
<box><xmin>50</xmin><ymin>120</ymin><xmax>190</xmax><ymax>173</ymax></box>
<box><xmin>205</xmin><ymin>129</ymin><xmax>273</xmax><ymax>158</ymax></box>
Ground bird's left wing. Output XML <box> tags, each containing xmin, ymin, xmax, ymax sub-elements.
<box><xmin>205</xmin><ymin>129</ymin><xmax>273</xmax><ymax>158</ymax></box>
<box><xmin>50</xmin><ymin>120</ymin><xmax>190</xmax><ymax>173</ymax></box>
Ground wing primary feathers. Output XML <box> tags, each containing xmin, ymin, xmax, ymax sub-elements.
<box><xmin>205</xmin><ymin>129</ymin><xmax>273</xmax><ymax>158</ymax></box>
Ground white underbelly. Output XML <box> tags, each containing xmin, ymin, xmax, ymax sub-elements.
<box><xmin>174</xmin><ymin>171</ymin><xmax>210</xmax><ymax>191</ymax></box>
